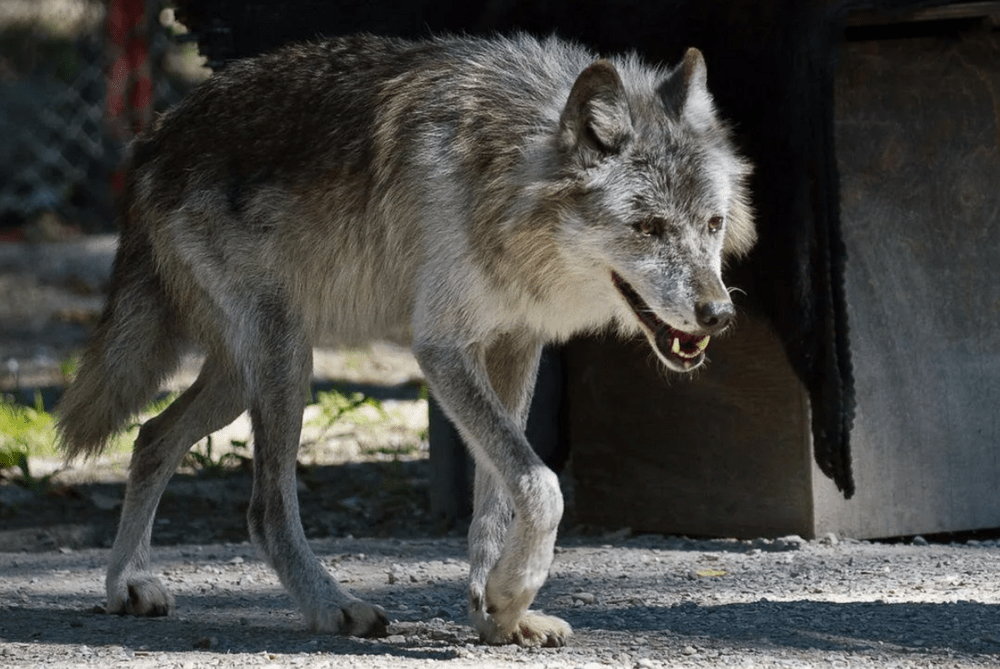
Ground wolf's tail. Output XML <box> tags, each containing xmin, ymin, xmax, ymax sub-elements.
<box><xmin>56</xmin><ymin>228</ymin><xmax>185</xmax><ymax>460</ymax></box>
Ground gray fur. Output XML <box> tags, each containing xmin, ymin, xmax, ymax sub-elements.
<box><xmin>56</xmin><ymin>33</ymin><xmax>754</xmax><ymax>647</ymax></box>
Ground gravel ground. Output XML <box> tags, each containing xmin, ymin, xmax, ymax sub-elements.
<box><xmin>4</xmin><ymin>237</ymin><xmax>1000</xmax><ymax>667</ymax></box>
<box><xmin>2</xmin><ymin>532</ymin><xmax>1000</xmax><ymax>668</ymax></box>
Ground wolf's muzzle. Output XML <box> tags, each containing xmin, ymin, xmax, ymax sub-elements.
<box><xmin>695</xmin><ymin>299</ymin><xmax>735</xmax><ymax>332</ymax></box>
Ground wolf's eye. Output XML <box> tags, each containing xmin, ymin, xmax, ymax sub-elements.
<box><xmin>634</xmin><ymin>219</ymin><xmax>663</xmax><ymax>237</ymax></box>
<box><xmin>707</xmin><ymin>216</ymin><xmax>724</xmax><ymax>234</ymax></box>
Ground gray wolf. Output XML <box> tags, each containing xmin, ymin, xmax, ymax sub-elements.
<box><xmin>56</xmin><ymin>33</ymin><xmax>754</xmax><ymax>647</ymax></box>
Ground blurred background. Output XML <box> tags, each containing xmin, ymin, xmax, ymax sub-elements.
<box><xmin>0</xmin><ymin>0</ymin><xmax>209</xmax><ymax>240</ymax></box>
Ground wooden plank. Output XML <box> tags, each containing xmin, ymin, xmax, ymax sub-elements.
<box><xmin>817</xmin><ymin>28</ymin><xmax>1000</xmax><ymax>537</ymax></box>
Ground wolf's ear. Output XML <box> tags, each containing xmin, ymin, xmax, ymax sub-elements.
<box><xmin>558</xmin><ymin>60</ymin><xmax>632</xmax><ymax>157</ymax></box>
<box><xmin>658</xmin><ymin>48</ymin><xmax>715</xmax><ymax>132</ymax></box>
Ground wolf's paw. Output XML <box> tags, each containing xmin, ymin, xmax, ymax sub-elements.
<box><xmin>308</xmin><ymin>600</ymin><xmax>389</xmax><ymax>637</ymax></box>
<box><xmin>478</xmin><ymin>610</ymin><xmax>572</xmax><ymax>647</ymax></box>
<box><xmin>107</xmin><ymin>574</ymin><xmax>175</xmax><ymax>617</ymax></box>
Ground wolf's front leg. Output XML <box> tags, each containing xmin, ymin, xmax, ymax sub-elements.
<box><xmin>469</xmin><ymin>463</ymin><xmax>571</xmax><ymax>647</ymax></box>
<box><xmin>417</xmin><ymin>333</ymin><xmax>571</xmax><ymax>647</ymax></box>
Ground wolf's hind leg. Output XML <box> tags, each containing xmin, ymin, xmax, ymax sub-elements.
<box><xmin>243</xmin><ymin>306</ymin><xmax>387</xmax><ymax>637</ymax></box>
<box><xmin>107</xmin><ymin>355</ymin><xmax>244</xmax><ymax>616</ymax></box>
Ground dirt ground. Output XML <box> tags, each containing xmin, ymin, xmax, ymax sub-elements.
<box><xmin>4</xmin><ymin>532</ymin><xmax>1000</xmax><ymax>668</ymax></box>
<box><xmin>3</xmin><ymin>237</ymin><xmax>1000</xmax><ymax>668</ymax></box>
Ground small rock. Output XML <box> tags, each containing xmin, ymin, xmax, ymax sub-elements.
<box><xmin>819</xmin><ymin>532</ymin><xmax>839</xmax><ymax>546</ymax></box>
<box><xmin>912</xmin><ymin>535</ymin><xmax>929</xmax><ymax>546</ymax></box>
<box><xmin>429</xmin><ymin>629</ymin><xmax>457</xmax><ymax>641</ymax></box>
<box><xmin>387</xmin><ymin>563</ymin><xmax>407</xmax><ymax>584</ymax></box>
<box><xmin>775</xmin><ymin>535</ymin><xmax>806</xmax><ymax>551</ymax></box>
<box><xmin>682</xmin><ymin>645</ymin><xmax>698</xmax><ymax>655</ymax></box>
<box><xmin>573</xmin><ymin>592</ymin><xmax>597</xmax><ymax>605</ymax></box>
<box><xmin>386</xmin><ymin>634</ymin><xmax>406</xmax><ymax>644</ymax></box>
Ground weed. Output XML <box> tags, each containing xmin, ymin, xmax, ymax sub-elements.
<box><xmin>126</xmin><ymin>393</ymin><xmax>178</xmax><ymax>431</ymax></box>
<box><xmin>59</xmin><ymin>354</ymin><xmax>80</xmax><ymax>383</ymax></box>
<box><xmin>361</xmin><ymin>442</ymin><xmax>422</xmax><ymax>459</ymax></box>
<box><xmin>0</xmin><ymin>393</ymin><xmax>59</xmax><ymax>492</ymax></box>
<box><xmin>183</xmin><ymin>435</ymin><xmax>252</xmax><ymax>477</ymax></box>
<box><xmin>311</xmin><ymin>389</ymin><xmax>386</xmax><ymax>432</ymax></box>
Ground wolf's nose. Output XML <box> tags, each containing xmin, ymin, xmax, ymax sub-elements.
<box><xmin>696</xmin><ymin>300</ymin><xmax>735</xmax><ymax>332</ymax></box>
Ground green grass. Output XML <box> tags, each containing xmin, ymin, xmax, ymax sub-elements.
<box><xmin>0</xmin><ymin>385</ymin><xmax>424</xmax><ymax>489</ymax></box>
<box><xmin>0</xmin><ymin>391</ymin><xmax>143</xmax><ymax>490</ymax></box>
<box><xmin>0</xmin><ymin>393</ymin><xmax>58</xmax><ymax>490</ymax></box>
<box><xmin>182</xmin><ymin>435</ymin><xmax>252</xmax><ymax>478</ymax></box>
<box><xmin>361</xmin><ymin>442</ymin><xmax>423</xmax><ymax>458</ymax></box>
<box><xmin>0</xmin><ymin>393</ymin><xmax>57</xmax><ymax>457</ymax></box>
<box><xmin>310</xmin><ymin>389</ymin><xmax>387</xmax><ymax>431</ymax></box>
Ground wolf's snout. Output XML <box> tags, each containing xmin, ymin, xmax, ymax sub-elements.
<box><xmin>695</xmin><ymin>299</ymin><xmax>735</xmax><ymax>332</ymax></box>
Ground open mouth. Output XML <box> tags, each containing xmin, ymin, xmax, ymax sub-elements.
<box><xmin>611</xmin><ymin>271</ymin><xmax>709</xmax><ymax>370</ymax></box>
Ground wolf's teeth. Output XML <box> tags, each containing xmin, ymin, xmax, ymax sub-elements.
<box><xmin>670</xmin><ymin>335</ymin><xmax>709</xmax><ymax>359</ymax></box>
<box><xmin>671</xmin><ymin>338</ymin><xmax>697</xmax><ymax>358</ymax></box>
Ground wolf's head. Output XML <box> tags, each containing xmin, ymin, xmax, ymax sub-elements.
<box><xmin>555</xmin><ymin>48</ymin><xmax>755</xmax><ymax>372</ymax></box>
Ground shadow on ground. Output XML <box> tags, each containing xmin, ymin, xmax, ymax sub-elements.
<box><xmin>3</xmin><ymin>581</ymin><xmax>999</xmax><ymax>661</ymax></box>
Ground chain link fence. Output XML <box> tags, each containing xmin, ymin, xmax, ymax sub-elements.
<box><xmin>0</xmin><ymin>0</ymin><xmax>207</xmax><ymax>235</ymax></box>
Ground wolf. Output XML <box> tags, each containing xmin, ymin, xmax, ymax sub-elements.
<box><xmin>56</xmin><ymin>33</ymin><xmax>753</xmax><ymax>647</ymax></box>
